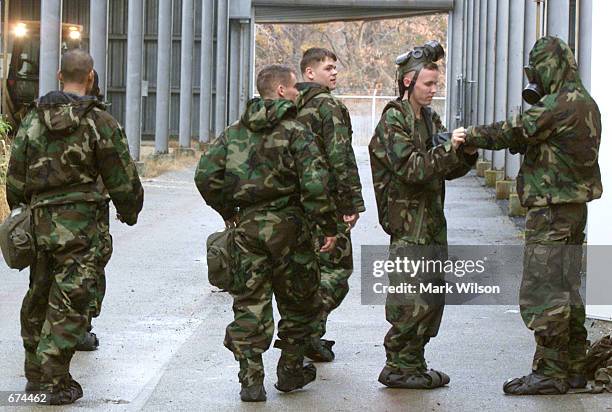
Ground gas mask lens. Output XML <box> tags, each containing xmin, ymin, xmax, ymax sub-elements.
<box><xmin>522</xmin><ymin>66</ymin><xmax>543</xmax><ymax>105</ymax></box>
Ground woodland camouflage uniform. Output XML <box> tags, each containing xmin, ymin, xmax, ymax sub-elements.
<box><xmin>6</xmin><ymin>91</ymin><xmax>143</xmax><ymax>397</ymax></box>
<box><xmin>369</xmin><ymin>98</ymin><xmax>477</xmax><ymax>374</ymax></box>
<box><xmin>465</xmin><ymin>36</ymin><xmax>602</xmax><ymax>387</ymax></box>
<box><xmin>194</xmin><ymin>97</ymin><xmax>337</xmax><ymax>390</ymax></box>
<box><xmin>295</xmin><ymin>82</ymin><xmax>365</xmax><ymax>340</ymax></box>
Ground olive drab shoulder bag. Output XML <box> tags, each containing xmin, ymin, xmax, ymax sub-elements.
<box><xmin>206</xmin><ymin>227</ymin><xmax>236</xmax><ymax>290</ymax></box>
<box><xmin>0</xmin><ymin>203</ymin><xmax>34</xmax><ymax>270</ymax></box>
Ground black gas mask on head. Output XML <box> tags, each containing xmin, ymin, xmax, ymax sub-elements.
<box><xmin>396</xmin><ymin>40</ymin><xmax>445</xmax><ymax>98</ymax></box>
<box><xmin>522</xmin><ymin>65</ymin><xmax>544</xmax><ymax>105</ymax></box>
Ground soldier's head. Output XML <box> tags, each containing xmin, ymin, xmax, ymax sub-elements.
<box><xmin>58</xmin><ymin>49</ymin><xmax>94</xmax><ymax>95</ymax></box>
<box><xmin>300</xmin><ymin>48</ymin><xmax>338</xmax><ymax>90</ymax></box>
<box><xmin>401</xmin><ymin>62</ymin><xmax>440</xmax><ymax>108</ymax></box>
<box><xmin>256</xmin><ymin>65</ymin><xmax>299</xmax><ymax>102</ymax></box>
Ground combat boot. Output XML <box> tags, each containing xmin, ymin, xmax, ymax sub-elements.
<box><xmin>304</xmin><ymin>338</ymin><xmax>335</xmax><ymax>362</ymax></box>
<box><xmin>48</xmin><ymin>378</ymin><xmax>83</xmax><ymax>405</ymax></box>
<box><xmin>75</xmin><ymin>331</ymin><xmax>99</xmax><ymax>351</ymax></box>
<box><xmin>378</xmin><ymin>366</ymin><xmax>450</xmax><ymax>389</ymax></box>
<box><xmin>275</xmin><ymin>352</ymin><xmax>316</xmax><ymax>392</ymax></box>
<box><xmin>503</xmin><ymin>372</ymin><xmax>569</xmax><ymax>395</ymax></box>
<box><xmin>238</xmin><ymin>356</ymin><xmax>266</xmax><ymax>402</ymax></box>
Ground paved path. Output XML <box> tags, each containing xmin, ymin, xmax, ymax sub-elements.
<box><xmin>0</xmin><ymin>147</ymin><xmax>610</xmax><ymax>411</ymax></box>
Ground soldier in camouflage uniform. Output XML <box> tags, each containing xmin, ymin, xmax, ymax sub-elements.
<box><xmin>76</xmin><ymin>70</ymin><xmax>112</xmax><ymax>352</ymax></box>
<box><xmin>369</xmin><ymin>42</ymin><xmax>477</xmax><ymax>389</ymax></box>
<box><xmin>195</xmin><ymin>65</ymin><xmax>337</xmax><ymax>402</ymax></box>
<box><xmin>461</xmin><ymin>36</ymin><xmax>602</xmax><ymax>395</ymax></box>
<box><xmin>295</xmin><ymin>48</ymin><xmax>365</xmax><ymax>362</ymax></box>
<box><xmin>6</xmin><ymin>50</ymin><xmax>144</xmax><ymax>405</ymax></box>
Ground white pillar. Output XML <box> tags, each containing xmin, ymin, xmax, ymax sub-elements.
<box><xmin>39</xmin><ymin>0</ymin><xmax>62</xmax><ymax>96</ymax></box>
<box><xmin>586</xmin><ymin>0</ymin><xmax>612</xmax><ymax>320</ymax></box>
<box><xmin>125</xmin><ymin>0</ymin><xmax>144</xmax><ymax>160</ymax></box>
<box><xmin>89</xmin><ymin>0</ymin><xmax>108</xmax><ymax>96</ymax></box>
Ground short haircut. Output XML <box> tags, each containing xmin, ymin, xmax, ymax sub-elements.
<box><xmin>403</xmin><ymin>61</ymin><xmax>440</xmax><ymax>80</ymax></box>
<box><xmin>60</xmin><ymin>49</ymin><xmax>94</xmax><ymax>83</ymax></box>
<box><xmin>300</xmin><ymin>47</ymin><xmax>337</xmax><ymax>74</ymax></box>
<box><xmin>256</xmin><ymin>65</ymin><xmax>296</xmax><ymax>98</ymax></box>
<box><xmin>399</xmin><ymin>62</ymin><xmax>440</xmax><ymax>97</ymax></box>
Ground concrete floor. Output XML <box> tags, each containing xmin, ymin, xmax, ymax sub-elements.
<box><xmin>0</xmin><ymin>147</ymin><xmax>610</xmax><ymax>411</ymax></box>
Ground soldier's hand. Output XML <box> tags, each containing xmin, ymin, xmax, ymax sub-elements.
<box><xmin>343</xmin><ymin>213</ymin><xmax>359</xmax><ymax>229</ymax></box>
<box><xmin>116</xmin><ymin>213</ymin><xmax>137</xmax><ymax>226</ymax></box>
<box><xmin>451</xmin><ymin>127</ymin><xmax>467</xmax><ymax>151</ymax></box>
<box><xmin>320</xmin><ymin>236</ymin><xmax>337</xmax><ymax>253</ymax></box>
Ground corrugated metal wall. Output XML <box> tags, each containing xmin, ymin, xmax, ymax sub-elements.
<box><xmin>6</xmin><ymin>0</ymin><xmax>205</xmax><ymax>140</ymax></box>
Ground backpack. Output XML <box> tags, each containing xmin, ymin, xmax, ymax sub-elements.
<box><xmin>585</xmin><ymin>335</ymin><xmax>612</xmax><ymax>393</ymax></box>
<box><xmin>0</xmin><ymin>204</ymin><xmax>34</xmax><ymax>270</ymax></box>
<box><xmin>206</xmin><ymin>228</ymin><xmax>236</xmax><ymax>290</ymax></box>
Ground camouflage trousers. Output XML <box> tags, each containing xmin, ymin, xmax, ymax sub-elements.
<box><xmin>521</xmin><ymin>203</ymin><xmax>587</xmax><ymax>379</ymax></box>
<box><xmin>312</xmin><ymin>219</ymin><xmax>353</xmax><ymax>338</ymax></box>
<box><xmin>383</xmin><ymin>234</ymin><xmax>447</xmax><ymax>372</ymax></box>
<box><xmin>223</xmin><ymin>207</ymin><xmax>323</xmax><ymax>386</ymax></box>
<box><xmin>21</xmin><ymin>202</ymin><xmax>103</xmax><ymax>391</ymax></box>
<box><xmin>87</xmin><ymin>201</ymin><xmax>112</xmax><ymax>329</ymax></box>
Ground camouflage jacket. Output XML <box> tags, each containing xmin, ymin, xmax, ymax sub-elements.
<box><xmin>194</xmin><ymin>97</ymin><xmax>337</xmax><ymax>236</ymax></box>
<box><xmin>369</xmin><ymin>99</ymin><xmax>477</xmax><ymax>242</ymax></box>
<box><xmin>6</xmin><ymin>91</ymin><xmax>144</xmax><ymax>224</ymax></box>
<box><xmin>466</xmin><ymin>36</ymin><xmax>602</xmax><ymax>207</ymax></box>
<box><xmin>295</xmin><ymin>82</ymin><xmax>365</xmax><ymax>215</ymax></box>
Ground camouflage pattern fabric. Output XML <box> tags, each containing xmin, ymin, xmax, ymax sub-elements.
<box><xmin>88</xmin><ymin>199</ymin><xmax>112</xmax><ymax>322</ymax></box>
<box><xmin>466</xmin><ymin>36</ymin><xmax>602</xmax><ymax>207</ymax></box>
<box><xmin>464</xmin><ymin>37</ymin><xmax>602</xmax><ymax>380</ymax></box>
<box><xmin>521</xmin><ymin>204</ymin><xmax>587</xmax><ymax>379</ymax></box>
<box><xmin>6</xmin><ymin>90</ymin><xmax>143</xmax><ymax>392</ymax></box>
<box><xmin>369</xmin><ymin>99</ymin><xmax>477</xmax><ymax>240</ymax></box>
<box><xmin>369</xmin><ymin>98</ymin><xmax>476</xmax><ymax>371</ymax></box>
<box><xmin>295</xmin><ymin>82</ymin><xmax>365</xmax><ymax>339</ymax></box>
<box><xmin>194</xmin><ymin>97</ymin><xmax>336</xmax><ymax>386</ymax></box>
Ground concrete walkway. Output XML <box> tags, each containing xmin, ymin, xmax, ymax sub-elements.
<box><xmin>0</xmin><ymin>147</ymin><xmax>610</xmax><ymax>411</ymax></box>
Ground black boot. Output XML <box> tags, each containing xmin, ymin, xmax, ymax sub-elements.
<box><xmin>238</xmin><ymin>357</ymin><xmax>266</xmax><ymax>402</ymax></box>
<box><xmin>378</xmin><ymin>366</ymin><xmax>450</xmax><ymax>389</ymax></box>
<box><xmin>75</xmin><ymin>331</ymin><xmax>99</xmax><ymax>351</ymax></box>
<box><xmin>503</xmin><ymin>373</ymin><xmax>569</xmax><ymax>395</ymax></box>
<box><xmin>274</xmin><ymin>346</ymin><xmax>316</xmax><ymax>393</ymax></box>
<box><xmin>48</xmin><ymin>378</ymin><xmax>83</xmax><ymax>405</ymax></box>
<box><xmin>304</xmin><ymin>338</ymin><xmax>335</xmax><ymax>362</ymax></box>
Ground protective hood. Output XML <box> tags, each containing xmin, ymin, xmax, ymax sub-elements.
<box><xmin>36</xmin><ymin>91</ymin><xmax>100</xmax><ymax>132</ymax></box>
<box><xmin>295</xmin><ymin>82</ymin><xmax>329</xmax><ymax>109</ymax></box>
<box><xmin>240</xmin><ymin>97</ymin><xmax>297</xmax><ymax>132</ymax></box>
<box><xmin>529</xmin><ymin>36</ymin><xmax>582</xmax><ymax>95</ymax></box>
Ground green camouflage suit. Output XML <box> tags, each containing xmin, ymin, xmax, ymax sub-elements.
<box><xmin>466</xmin><ymin>36</ymin><xmax>602</xmax><ymax>379</ymax></box>
<box><xmin>369</xmin><ymin>99</ymin><xmax>477</xmax><ymax>372</ymax></box>
<box><xmin>194</xmin><ymin>98</ymin><xmax>337</xmax><ymax>387</ymax></box>
<box><xmin>295</xmin><ymin>82</ymin><xmax>365</xmax><ymax>338</ymax></box>
<box><xmin>6</xmin><ymin>91</ymin><xmax>144</xmax><ymax>392</ymax></box>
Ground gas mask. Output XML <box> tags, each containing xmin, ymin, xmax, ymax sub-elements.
<box><xmin>522</xmin><ymin>65</ymin><xmax>544</xmax><ymax>105</ymax></box>
<box><xmin>396</xmin><ymin>40</ymin><xmax>445</xmax><ymax>98</ymax></box>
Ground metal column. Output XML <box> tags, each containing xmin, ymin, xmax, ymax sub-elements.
<box><xmin>179</xmin><ymin>0</ymin><xmax>194</xmax><ymax>149</ymax></box>
<box><xmin>214</xmin><ymin>1</ymin><xmax>229</xmax><ymax>136</ymax></box>
<box><xmin>477</xmin><ymin>0</ymin><xmax>488</xmax><ymax>126</ymax></box>
<box><xmin>578</xmin><ymin>0</ymin><xmax>592</xmax><ymax>91</ymax></box>
<box><xmin>39</xmin><ymin>0</ymin><xmax>62</xmax><ymax>96</ymax></box>
<box><xmin>228</xmin><ymin>21</ymin><xmax>240</xmax><ymax>123</ymax></box>
<box><xmin>446</xmin><ymin>0</ymin><xmax>465</xmax><ymax>129</ymax></box>
<box><xmin>547</xmin><ymin>0</ymin><xmax>570</xmax><ymax>42</ymax></box>
<box><xmin>484</xmin><ymin>0</ymin><xmax>497</xmax><ymax>163</ymax></box>
<box><xmin>89</xmin><ymin>0</ymin><xmax>108</xmax><ymax>96</ymax></box>
<box><xmin>125</xmin><ymin>0</ymin><xmax>144</xmax><ymax>160</ymax></box>
<box><xmin>523</xmin><ymin>0</ymin><xmax>538</xmax><ymax>112</ymax></box>
<box><xmin>464</xmin><ymin>0</ymin><xmax>474</xmax><ymax>127</ymax></box>
<box><xmin>494</xmin><ymin>0</ymin><xmax>509</xmax><ymax>174</ymax></box>
<box><xmin>154</xmin><ymin>0</ymin><xmax>173</xmax><ymax>154</ymax></box>
<box><xmin>505</xmin><ymin>0</ymin><xmax>526</xmax><ymax>180</ymax></box>
<box><xmin>199</xmin><ymin>0</ymin><xmax>214</xmax><ymax>143</ymax></box>
<box><xmin>469</xmin><ymin>0</ymin><xmax>480</xmax><ymax>127</ymax></box>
